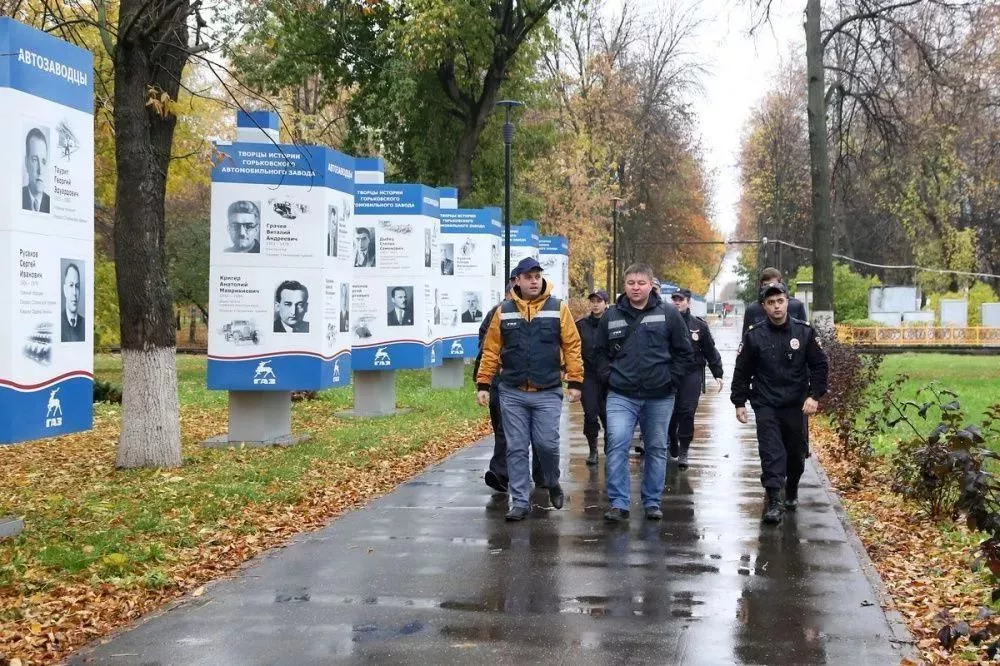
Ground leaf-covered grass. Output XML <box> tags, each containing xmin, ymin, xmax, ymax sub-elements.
<box><xmin>1</xmin><ymin>355</ymin><xmax>489</xmax><ymax>662</ymax></box>
<box><xmin>869</xmin><ymin>353</ymin><xmax>1000</xmax><ymax>454</ymax></box>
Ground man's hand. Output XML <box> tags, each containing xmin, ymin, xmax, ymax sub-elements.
<box><xmin>476</xmin><ymin>390</ymin><xmax>490</xmax><ymax>407</ymax></box>
<box><xmin>735</xmin><ymin>406</ymin><xmax>748</xmax><ymax>423</ymax></box>
<box><xmin>802</xmin><ymin>397</ymin><xmax>819</xmax><ymax>415</ymax></box>
<box><xmin>715</xmin><ymin>378</ymin><xmax>724</xmax><ymax>393</ymax></box>
<box><xmin>566</xmin><ymin>388</ymin><xmax>582</xmax><ymax>403</ymax></box>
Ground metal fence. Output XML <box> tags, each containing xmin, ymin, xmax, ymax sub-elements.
<box><xmin>837</xmin><ymin>325</ymin><xmax>1000</xmax><ymax>347</ymax></box>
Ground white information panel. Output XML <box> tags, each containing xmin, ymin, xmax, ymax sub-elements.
<box><xmin>351</xmin><ymin>184</ymin><xmax>441</xmax><ymax>370</ymax></box>
<box><xmin>539</xmin><ymin>235</ymin><xmax>569</xmax><ymax>300</ymax></box>
<box><xmin>439</xmin><ymin>207</ymin><xmax>502</xmax><ymax>358</ymax></box>
<box><xmin>504</xmin><ymin>220</ymin><xmax>539</xmax><ymax>277</ymax></box>
<box><xmin>0</xmin><ymin>18</ymin><xmax>94</xmax><ymax>443</ymax></box>
<box><xmin>207</xmin><ymin>140</ymin><xmax>354</xmax><ymax>390</ymax></box>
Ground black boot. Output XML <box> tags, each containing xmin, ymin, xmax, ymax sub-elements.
<box><xmin>668</xmin><ymin>439</ymin><xmax>679</xmax><ymax>459</ymax></box>
<box><xmin>677</xmin><ymin>440</ymin><xmax>691</xmax><ymax>470</ymax></box>
<box><xmin>762</xmin><ymin>488</ymin><xmax>783</xmax><ymax>524</ymax></box>
<box><xmin>784</xmin><ymin>484</ymin><xmax>799</xmax><ymax>511</ymax></box>
<box><xmin>586</xmin><ymin>435</ymin><xmax>599</xmax><ymax>466</ymax></box>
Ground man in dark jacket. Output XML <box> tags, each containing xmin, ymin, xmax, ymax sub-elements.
<box><xmin>732</xmin><ymin>282</ymin><xmax>828</xmax><ymax>525</ymax></box>
<box><xmin>595</xmin><ymin>262</ymin><xmax>695</xmax><ymax>522</ymax></box>
<box><xmin>576</xmin><ymin>290</ymin><xmax>609</xmax><ymax>465</ymax></box>
<box><xmin>742</xmin><ymin>267</ymin><xmax>808</xmax><ymax>335</ymax></box>
<box><xmin>667</xmin><ymin>287</ymin><xmax>724</xmax><ymax>469</ymax></box>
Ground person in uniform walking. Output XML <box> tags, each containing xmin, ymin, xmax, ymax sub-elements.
<box><xmin>731</xmin><ymin>282</ymin><xmax>828</xmax><ymax>524</ymax></box>
<box><xmin>576</xmin><ymin>290</ymin><xmax>610</xmax><ymax>466</ymax></box>
<box><xmin>741</xmin><ymin>267</ymin><xmax>808</xmax><ymax>335</ymax></box>
<box><xmin>595</xmin><ymin>263</ymin><xmax>695</xmax><ymax>522</ymax></box>
<box><xmin>477</xmin><ymin>257</ymin><xmax>584</xmax><ymax>521</ymax></box>
<box><xmin>476</xmin><ymin>277</ymin><xmax>543</xmax><ymax>494</ymax></box>
<box><xmin>667</xmin><ymin>287</ymin><xmax>724</xmax><ymax>469</ymax></box>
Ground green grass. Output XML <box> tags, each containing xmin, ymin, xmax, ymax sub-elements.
<box><xmin>868</xmin><ymin>353</ymin><xmax>1000</xmax><ymax>454</ymax></box>
<box><xmin>1</xmin><ymin>355</ymin><xmax>486</xmax><ymax>594</ymax></box>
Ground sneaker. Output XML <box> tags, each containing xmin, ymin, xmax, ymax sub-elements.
<box><xmin>549</xmin><ymin>484</ymin><xmax>564</xmax><ymax>510</ymax></box>
<box><xmin>603</xmin><ymin>508</ymin><xmax>630</xmax><ymax>523</ymax></box>
<box><xmin>484</xmin><ymin>470</ymin><xmax>508</xmax><ymax>493</ymax></box>
<box><xmin>645</xmin><ymin>506</ymin><xmax>663</xmax><ymax>520</ymax></box>
<box><xmin>505</xmin><ymin>505</ymin><xmax>531</xmax><ymax>521</ymax></box>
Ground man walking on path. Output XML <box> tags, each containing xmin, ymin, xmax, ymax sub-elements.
<box><xmin>731</xmin><ymin>282</ymin><xmax>828</xmax><ymax>524</ymax></box>
<box><xmin>475</xmin><ymin>278</ymin><xmax>542</xmax><ymax>494</ymax></box>
<box><xmin>577</xmin><ymin>290</ymin><xmax>610</xmax><ymax>466</ymax></box>
<box><xmin>595</xmin><ymin>263</ymin><xmax>695</xmax><ymax>522</ymax></box>
<box><xmin>476</xmin><ymin>257</ymin><xmax>584</xmax><ymax>521</ymax></box>
<box><xmin>741</xmin><ymin>267</ymin><xmax>808</xmax><ymax>335</ymax></box>
<box><xmin>667</xmin><ymin>287</ymin><xmax>724</xmax><ymax>469</ymax></box>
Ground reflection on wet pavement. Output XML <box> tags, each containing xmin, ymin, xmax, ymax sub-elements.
<box><xmin>73</xmin><ymin>322</ymin><xmax>904</xmax><ymax>665</ymax></box>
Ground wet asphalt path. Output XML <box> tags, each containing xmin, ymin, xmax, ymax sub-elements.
<box><xmin>72</xmin><ymin>322</ymin><xmax>906</xmax><ymax>665</ymax></box>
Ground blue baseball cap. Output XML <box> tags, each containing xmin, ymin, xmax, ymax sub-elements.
<box><xmin>588</xmin><ymin>290</ymin><xmax>609</xmax><ymax>302</ymax></box>
<box><xmin>511</xmin><ymin>256</ymin><xmax>543</xmax><ymax>278</ymax></box>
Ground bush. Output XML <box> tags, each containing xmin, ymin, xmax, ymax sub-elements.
<box><xmin>93</xmin><ymin>379</ymin><xmax>122</xmax><ymax>404</ymax></box>
<box><xmin>823</xmin><ymin>339</ymin><xmax>884</xmax><ymax>476</ymax></box>
<box><xmin>791</xmin><ymin>262</ymin><xmax>881</xmax><ymax>321</ymax></box>
<box><xmin>927</xmin><ymin>282</ymin><xmax>999</xmax><ymax>326</ymax></box>
<box><xmin>840</xmin><ymin>319</ymin><xmax>885</xmax><ymax>328</ymax></box>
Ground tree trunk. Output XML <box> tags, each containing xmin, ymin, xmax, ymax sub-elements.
<box><xmin>451</xmin><ymin>69</ymin><xmax>505</xmax><ymax>199</ymax></box>
<box><xmin>805</xmin><ymin>0</ymin><xmax>834</xmax><ymax>315</ymax></box>
<box><xmin>113</xmin><ymin>0</ymin><xmax>190</xmax><ymax>468</ymax></box>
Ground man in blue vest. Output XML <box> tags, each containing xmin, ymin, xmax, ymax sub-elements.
<box><xmin>595</xmin><ymin>262</ymin><xmax>695</xmax><ymax>522</ymax></box>
<box><xmin>476</xmin><ymin>257</ymin><xmax>585</xmax><ymax>521</ymax></box>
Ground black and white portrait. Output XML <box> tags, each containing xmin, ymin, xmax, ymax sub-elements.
<box><xmin>327</xmin><ymin>204</ymin><xmax>340</xmax><ymax>258</ymax></box>
<box><xmin>461</xmin><ymin>291</ymin><xmax>483</xmax><ymax>323</ymax></box>
<box><xmin>491</xmin><ymin>244</ymin><xmax>498</xmax><ymax>277</ymax></box>
<box><xmin>22</xmin><ymin>125</ymin><xmax>51</xmax><ymax>214</ymax></box>
<box><xmin>387</xmin><ymin>286</ymin><xmax>414</xmax><ymax>326</ymax></box>
<box><xmin>441</xmin><ymin>243</ymin><xmax>454</xmax><ymax>275</ymax></box>
<box><xmin>433</xmin><ymin>288</ymin><xmax>441</xmax><ymax>325</ymax></box>
<box><xmin>424</xmin><ymin>228</ymin><xmax>432</xmax><ymax>268</ymax></box>
<box><xmin>60</xmin><ymin>259</ymin><xmax>85</xmax><ymax>342</ymax></box>
<box><xmin>225</xmin><ymin>200</ymin><xmax>261</xmax><ymax>253</ymax></box>
<box><xmin>273</xmin><ymin>280</ymin><xmax>310</xmax><ymax>333</ymax></box>
<box><xmin>339</xmin><ymin>282</ymin><xmax>350</xmax><ymax>333</ymax></box>
<box><xmin>354</xmin><ymin>227</ymin><xmax>376</xmax><ymax>267</ymax></box>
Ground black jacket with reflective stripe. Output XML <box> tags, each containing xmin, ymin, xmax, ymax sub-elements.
<box><xmin>498</xmin><ymin>297</ymin><xmax>563</xmax><ymax>389</ymax></box>
<box><xmin>594</xmin><ymin>291</ymin><xmax>695</xmax><ymax>399</ymax></box>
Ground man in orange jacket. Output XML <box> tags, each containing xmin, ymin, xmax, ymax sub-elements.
<box><xmin>477</xmin><ymin>257</ymin><xmax>584</xmax><ymax>521</ymax></box>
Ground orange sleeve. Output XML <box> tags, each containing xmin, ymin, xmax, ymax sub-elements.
<box><xmin>559</xmin><ymin>302</ymin><xmax>584</xmax><ymax>387</ymax></box>
<box><xmin>475</xmin><ymin>309</ymin><xmax>503</xmax><ymax>388</ymax></box>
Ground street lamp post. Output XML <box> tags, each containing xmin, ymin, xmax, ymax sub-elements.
<box><xmin>611</xmin><ymin>197</ymin><xmax>623</xmax><ymax>296</ymax></box>
<box><xmin>496</xmin><ymin>100</ymin><xmax>525</xmax><ymax>281</ymax></box>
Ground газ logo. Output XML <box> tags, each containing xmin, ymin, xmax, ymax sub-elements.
<box><xmin>332</xmin><ymin>359</ymin><xmax>341</xmax><ymax>382</ymax></box>
<box><xmin>430</xmin><ymin>346</ymin><xmax>436</xmax><ymax>363</ymax></box>
<box><xmin>45</xmin><ymin>387</ymin><xmax>63</xmax><ymax>428</ymax></box>
<box><xmin>253</xmin><ymin>360</ymin><xmax>277</xmax><ymax>385</ymax></box>
<box><xmin>373</xmin><ymin>347</ymin><xmax>391</xmax><ymax>367</ymax></box>
<box><xmin>450</xmin><ymin>340</ymin><xmax>465</xmax><ymax>355</ymax></box>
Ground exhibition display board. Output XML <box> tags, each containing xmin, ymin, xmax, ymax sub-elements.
<box><xmin>438</xmin><ymin>206</ymin><xmax>502</xmax><ymax>359</ymax></box>
<box><xmin>539</xmin><ymin>235</ymin><xmax>569</xmax><ymax>300</ymax></box>
<box><xmin>351</xmin><ymin>183</ymin><xmax>441</xmax><ymax>370</ymax></box>
<box><xmin>207</xmin><ymin>139</ymin><xmax>355</xmax><ymax>391</ymax></box>
<box><xmin>0</xmin><ymin>19</ymin><xmax>94</xmax><ymax>443</ymax></box>
<box><xmin>504</xmin><ymin>220</ymin><xmax>539</xmax><ymax>275</ymax></box>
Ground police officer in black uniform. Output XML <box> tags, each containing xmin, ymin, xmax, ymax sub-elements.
<box><xmin>667</xmin><ymin>287</ymin><xmax>724</xmax><ymax>469</ymax></box>
<box><xmin>577</xmin><ymin>290</ymin><xmax>610</xmax><ymax>466</ymax></box>
<box><xmin>731</xmin><ymin>282</ymin><xmax>828</xmax><ymax>524</ymax></box>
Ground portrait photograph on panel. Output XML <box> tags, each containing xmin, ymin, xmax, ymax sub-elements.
<box><xmin>386</xmin><ymin>285</ymin><xmax>414</xmax><ymax>327</ymax></box>
<box><xmin>327</xmin><ymin>204</ymin><xmax>340</xmax><ymax>258</ymax></box>
<box><xmin>461</xmin><ymin>291</ymin><xmax>483</xmax><ymax>323</ymax></box>
<box><xmin>60</xmin><ymin>259</ymin><xmax>86</xmax><ymax>342</ymax></box>
<box><xmin>339</xmin><ymin>282</ymin><xmax>350</xmax><ymax>333</ymax></box>
<box><xmin>225</xmin><ymin>200</ymin><xmax>261</xmax><ymax>253</ymax></box>
<box><xmin>22</xmin><ymin>124</ymin><xmax>51</xmax><ymax>214</ymax></box>
<box><xmin>273</xmin><ymin>279</ymin><xmax>310</xmax><ymax>333</ymax></box>
<box><xmin>424</xmin><ymin>228</ymin><xmax>432</xmax><ymax>268</ymax></box>
<box><xmin>441</xmin><ymin>243</ymin><xmax>454</xmax><ymax>275</ymax></box>
<box><xmin>354</xmin><ymin>226</ymin><xmax>376</xmax><ymax>267</ymax></box>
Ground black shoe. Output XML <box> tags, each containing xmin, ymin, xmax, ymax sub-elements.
<box><xmin>762</xmin><ymin>490</ymin><xmax>783</xmax><ymax>524</ymax></box>
<box><xmin>505</xmin><ymin>506</ymin><xmax>530</xmax><ymax>521</ymax></box>
<box><xmin>677</xmin><ymin>452</ymin><xmax>689</xmax><ymax>470</ymax></box>
<box><xmin>549</xmin><ymin>484</ymin><xmax>564</xmax><ymax>510</ymax></box>
<box><xmin>484</xmin><ymin>470</ymin><xmax>508</xmax><ymax>493</ymax></box>
<box><xmin>784</xmin><ymin>486</ymin><xmax>799</xmax><ymax>511</ymax></box>
<box><xmin>635</xmin><ymin>445</ymin><xmax>645</xmax><ymax>456</ymax></box>
<box><xmin>586</xmin><ymin>450</ymin><xmax>599</xmax><ymax>466</ymax></box>
<box><xmin>668</xmin><ymin>440</ymin><xmax>679</xmax><ymax>458</ymax></box>
<box><xmin>645</xmin><ymin>506</ymin><xmax>663</xmax><ymax>520</ymax></box>
<box><xmin>604</xmin><ymin>508</ymin><xmax>630</xmax><ymax>523</ymax></box>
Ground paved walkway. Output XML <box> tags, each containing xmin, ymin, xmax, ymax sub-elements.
<box><xmin>72</xmin><ymin>323</ymin><xmax>909</xmax><ymax>665</ymax></box>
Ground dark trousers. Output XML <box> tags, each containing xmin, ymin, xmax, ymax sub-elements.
<box><xmin>668</xmin><ymin>370</ymin><xmax>703</xmax><ymax>449</ymax></box>
<box><xmin>581</xmin><ymin>373</ymin><xmax>608</xmax><ymax>444</ymax></box>
<box><xmin>488</xmin><ymin>383</ymin><xmax>541</xmax><ymax>483</ymax></box>
<box><xmin>753</xmin><ymin>404</ymin><xmax>807</xmax><ymax>490</ymax></box>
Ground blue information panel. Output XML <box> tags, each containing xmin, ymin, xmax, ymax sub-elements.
<box><xmin>0</xmin><ymin>19</ymin><xmax>95</xmax><ymax>443</ymax></box>
<box><xmin>206</xmin><ymin>138</ymin><xmax>354</xmax><ymax>391</ymax></box>
<box><xmin>539</xmin><ymin>235</ymin><xmax>570</xmax><ymax>299</ymax></box>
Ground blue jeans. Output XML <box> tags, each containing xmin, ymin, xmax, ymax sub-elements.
<box><xmin>605</xmin><ymin>391</ymin><xmax>676</xmax><ymax>510</ymax></box>
<box><xmin>498</xmin><ymin>383</ymin><xmax>563</xmax><ymax>509</ymax></box>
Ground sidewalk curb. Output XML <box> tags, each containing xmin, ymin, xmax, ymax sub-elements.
<box><xmin>809</xmin><ymin>455</ymin><xmax>919</xmax><ymax>661</ymax></box>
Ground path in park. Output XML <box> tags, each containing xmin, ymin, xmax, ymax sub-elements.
<box><xmin>72</xmin><ymin>323</ymin><xmax>910</xmax><ymax>665</ymax></box>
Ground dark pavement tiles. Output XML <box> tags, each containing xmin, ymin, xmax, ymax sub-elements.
<box><xmin>71</xmin><ymin>323</ymin><xmax>906</xmax><ymax>665</ymax></box>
